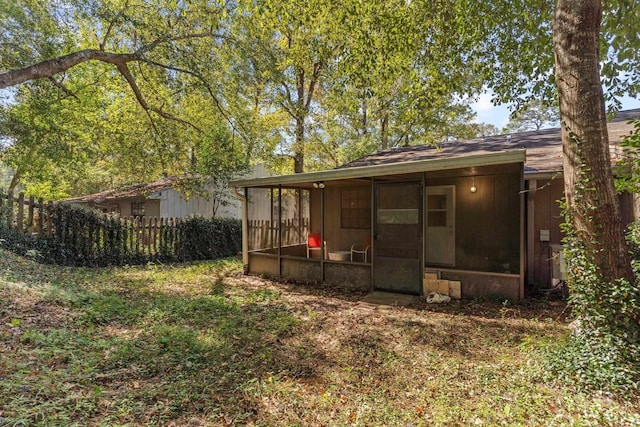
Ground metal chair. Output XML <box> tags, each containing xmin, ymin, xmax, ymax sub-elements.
<box><xmin>350</xmin><ymin>235</ymin><xmax>371</xmax><ymax>262</ymax></box>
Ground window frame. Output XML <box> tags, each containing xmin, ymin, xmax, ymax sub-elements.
<box><xmin>340</xmin><ymin>188</ymin><xmax>371</xmax><ymax>229</ymax></box>
<box><xmin>131</xmin><ymin>201</ymin><xmax>145</xmax><ymax>219</ymax></box>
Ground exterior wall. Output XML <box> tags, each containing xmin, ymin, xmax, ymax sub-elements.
<box><xmin>529</xmin><ymin>178</ymin><xmax>564</xmax><ymax>289</ymax></box>
<box><xmin>114</xmin><ymin>197</ymin><xmax>147</xmax><ymax>217</ymax></box>
<box><xmin>248</xmin><ymin>253</ymin><xmax>279</xmax><ymax>276</ymax></box>
<box><xmin>320</xmin><ymin>185</ymin><xmax>371</xmax><ymax>254</ymax></box>
<box><xmin>324</xmin><ymin>262</ymin><xmax>371</xmax><ymax>291</ymax></box>
<box><xmin>528</xmin><ymin>178</ymin><xmax>635</xmax><ymax>289</ymax></box>
<box><xmin>439</xmin><ymin>269</ymin><xmax>520</xmax><ymax>301</ymax></box>
<box><xmin>427</xmin><ymin>173</ymin><xmax>521</xmax><ymax>274</ymax></box>
<box><xmin>247</xmin><ymin>252</ymin><xmax>371</xmax><ymax>291</ymax></box>
<box><xmin>310</xmin><ymin>188</ymin><xmax>321</xmax><ymax>234</ymax></box>
<box><xmin>160</xmin><ymin>188</ymin><xmax>220</xmax><ymax>218</ymax></box>
<box><xmin>281</xmin><ymin>257</ymin><xmax>322</xmax><ymax>283</ymax></box>
<box><xmin>145</xmin><ymin>199</ymin><xmax>161</xmax><ymax>218</ymax></box>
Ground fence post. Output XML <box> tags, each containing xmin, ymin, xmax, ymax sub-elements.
<box><xmin>37</xmin><ymin>198</ymin><xmax>44</xmax><ymax>236</ymax></box>
<box><xmin>7</xmin><ymin>190</ymin><xmax>14</xmax><ymax>229</ymax></box>
<box><xmin>118</xmin><ymin>217</ymin><xmax>125</xmax><ymax>255</ymax></box>
<box><xmin>174</xmin><ymin>217</ymin><xmax>180</xmax><ymax>257</ymax></box>
<box><xmin>16</xmin><ymin>192</ymin><xmax>24</xmax><ymax>232</ymax></box>
<box><xmin>27</xmin><ymin>196</ymin><xmax>34</xmax><ymax>232</ymax></box>
<box><xmin>152</xmin><ymin>217</ymin><xmax>158</xmax><ymax>255</ymax></box>
<box><xmin>126</xmin><ymin>217</ymin><xmax>132</xmax><ymax>253</ymax></box>
<box><xmin>46</xmin><ymin>202</ymin><xmax>53</xmax><ymax>237</ymax></box>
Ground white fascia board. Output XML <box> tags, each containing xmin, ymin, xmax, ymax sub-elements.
<box><xmin>231</xmin><ymin>150</ymin><xmax>526</xmax><ymax>188</ymax></box>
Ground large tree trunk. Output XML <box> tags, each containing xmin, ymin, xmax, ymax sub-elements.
<box><xmin>8</xmin><ymin>170</ymin><xmax>21</xmax><ymax>192</ymax></box>
<box><xmin>553</xmin><ymin>0</ymin><xmax>634</xmax><ymax>282</ymax></box>
<box><xmin>294</xmin><ymin>116</ymin><xmax>305</xmax><ymax>173</ymax></box>
<box><xmin>380</xmin><ymin>112</ymin><xmax>389</xmax><ymax>150</ymax></box>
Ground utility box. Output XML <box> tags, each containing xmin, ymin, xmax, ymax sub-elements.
<box><xmin>539</xmin><ymin>229</ymin><xmax>550</xmax><ymax>242</ymax></box>
<box><xmin>549</xmin><ymin>244</ymin><xmax>566</xmax><ymax>282</ymax></box>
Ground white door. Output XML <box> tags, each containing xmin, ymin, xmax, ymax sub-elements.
<box><xmin>425</xmin><ymin>186</ymin><xmax>455</xmax><ymax>265</ymax></box>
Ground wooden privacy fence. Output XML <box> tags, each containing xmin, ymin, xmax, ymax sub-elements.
<box><xmin>248</xmin><ymin>217</ymin><xmax>310</xmax><ymax>250</ymax></box>
<box><xmin>0</xmin><ymin>190</ymin><xmax>241</xmax><ymax>265</ymax></box>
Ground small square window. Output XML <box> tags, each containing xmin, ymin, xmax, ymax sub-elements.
<box><xmin>131</xmin><ymin>202</ymin><xmax>145</xmax><ymax>219</ymax></box>
<box><xmin>341</xmin><ymin>188</ymin><xmax>371</xmax><ymax>229</ymax></box>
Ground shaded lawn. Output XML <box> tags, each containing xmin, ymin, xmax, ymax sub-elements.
<box><xmin>0</xmin><ymin>249</ymin><xmax>638</xmax><ymax>426</ymax></box>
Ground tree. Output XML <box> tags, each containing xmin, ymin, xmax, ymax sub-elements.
<box><xmin>473</xmin><ymin>0</ymin><xmax>637</xmax><ymax>281</ymax></box>
<box><xmin>462</xmin><ymin>122</ymin><xmax>502</xmax><ymax>138</ymax></box>
<box><xmin>0</xmin><ymin>0</ymin><xmax>256</xmax><ymax>198</ymax></box>
<box><xmin>553</xmin><ymin>0</ymin><xmax>633</xmax><ymax>282</ymax></box>
<box><xmin>0</xmin><ymin>0</ymin><xmax>229</xmax><ymax>128</ymax></box>
<box><xmin>473</xmin><ymin>0</ymin><xmax>639</xmax><ymax>391</ymax></box>
<box><xmin>550</xmin><ymin>0</ymin><xmax>639</xmax><ymax>391</ymax></box>
<box><xmin>502</xmin><ymin>100</ymin><xmax>559</xmax><ymax>133</ymax></box>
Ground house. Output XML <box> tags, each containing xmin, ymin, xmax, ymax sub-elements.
<box><xmin>67</xmin><ymin>165</ymin><xmax>270</xmax><ymax>220</ymax></box>
<box><xmin>230</xmin><ymin>110</ymin><xmax>639</xmax><ymax>301</ymax></box>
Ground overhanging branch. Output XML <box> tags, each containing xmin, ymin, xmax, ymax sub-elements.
<box><xmin>0</xmin><ymin>49</ymin><xmax>140</xmax><ymax>89</ymax></box>
<box><xmin>115</xmin><ymin>62</ymin><xmax>202</xmax><ymax>132</ymax></box>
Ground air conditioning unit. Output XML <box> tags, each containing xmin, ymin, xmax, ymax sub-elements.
<box><xmin>549</xmin><ymin>244</ymin><xmax>566</xmax><ymax>283</ymax></box>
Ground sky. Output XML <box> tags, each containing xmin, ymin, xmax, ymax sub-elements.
<box><xmin>471</xmin><ymin>91</ymin><xmax>640</xmax><ymax>131</ymax></box>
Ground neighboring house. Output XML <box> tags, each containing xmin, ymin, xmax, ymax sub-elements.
<box><xmin>231</xmin><ymin>109</ymin><xmax>639</xmax><ymax>301</ymax></box>
<box><xmin>67</xmin><ymin>165</ymin><xmax>270</xmax><ymax>220</ymax></box>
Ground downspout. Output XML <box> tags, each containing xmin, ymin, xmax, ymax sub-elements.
<box><xmin>320</xmin><ymin>185</ymin><xmax>325</xmax><ymax>282</ymax></box>
<box><xmin>278</xmin><ymin>186</ymin><xmax>282</xmax><ymax>277</ymax></box>
<box><xmin>519</xmin><ymin>164</ymin><xmax>527</xmax><ymax>301</ymax></box>
<box><xmin>526</xmin><ymin>179</ymin><xmax>537</xmax><ymax>288</ymax></box>
<box><xmin>232</xmin><ymin>186</ymin><xmax>249</xmax><ymax>272</ymax></box>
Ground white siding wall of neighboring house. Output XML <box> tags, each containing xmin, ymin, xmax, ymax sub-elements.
<box><xmin>158</xmin><ymin>187</ymin><xmax>242</xmax><ymax>219</ymax></box>
<box><xmin>160</xmin><ymin>188</ymin><xmax>213</xmax><ymax>218</ymax></box>
<box><xmin>67</xmin><ymin>165</ymin><xmax>271</xmax><ymax>220</ymax></box>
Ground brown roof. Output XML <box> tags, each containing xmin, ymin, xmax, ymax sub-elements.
<box><xmin>338</xmin><ymin>109</ymin><xmax>640</xmax><ymax>175</ymax></box>
<box><xmin>66</xmin><ymin>176</ymin><xmax>191</xmax><ymax>204</ymax></box>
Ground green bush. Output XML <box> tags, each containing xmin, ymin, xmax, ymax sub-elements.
<box><xmin>0</xmin><ymin>199</ymin><xmax>241</xmax><ymax>266</ymax></box>
<box><xmin>175</xmin><ymin>216</ymin><xmax>242</xmax><ymax>262</ymax></box>
<box><xmin>546</xmin><ymin>220</ymin><xmax>640</xmax><ymax>395</ymax></box>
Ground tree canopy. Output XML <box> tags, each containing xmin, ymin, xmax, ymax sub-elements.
<box><xmin>1</xmin><ymin>0</ymin><xmax>500</xmax><ymax>195</ymax></box>
<box><xmin>502</xmin><ymin>100</ymin><xmax>559</xmax><ymax>133</ymax></box>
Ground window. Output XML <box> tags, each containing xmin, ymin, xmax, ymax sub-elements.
<box><xmin>378</xmin><ymin>208</ymin><xmax>420</xmax><ymax>224</ymax></box>
<box><xmin>101</xmin><ymin>205</ymin><xmax>120</xmax><ymax>216</ymax></box>
<box><xmin>131</xmin><ymin>202</ymin><xmax>145</xmax><ymax>219</ymax></box>
<box><xmin>341</xmin><ymin>188</ymin><xmax>371</xmax><ymax>229</ymax></box>
<box><xmin>427</xmin><ymin>194</ymin><xmax>447</xmax><ymax>227</ymax></box>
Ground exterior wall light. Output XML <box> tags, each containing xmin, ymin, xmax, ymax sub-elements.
<box><xmin>313</xmin><ymin>181</ymin><xmax>325</xmax><ymax>189</ymax></box>
<box><xmin>470</xmin><ymin>177</ymin><xmax>477</xmax><ymax>193</ymax></box>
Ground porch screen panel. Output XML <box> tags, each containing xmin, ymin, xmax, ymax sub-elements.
<box><xmin>280</xmin><ymin>189</ymin><xmax>310</xmax><ymax>247</ymax></box>
<box><xmin>247</xmin><ymin>187</ymin><xmax>277</xmax><ymax>251</ymax></box>
<box><xmin>373</xmin><ymin>181</ymin><xmax>423</xmax><ymax>294</ymax></box>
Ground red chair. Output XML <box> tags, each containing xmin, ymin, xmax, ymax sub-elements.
<box><xmin>307</xmin><ymin>233</ymin><xmax>327</xmax><ymax>259</ymax></box>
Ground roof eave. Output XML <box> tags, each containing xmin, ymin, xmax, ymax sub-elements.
<box><xmin>231</xmin><ymin>150</ymin><xmax>526</xmax><ymax>188</ymax></box>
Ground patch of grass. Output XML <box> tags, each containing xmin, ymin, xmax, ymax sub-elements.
<box><xmin>1</xmin><ymin>248</ymin><xmax>639</xmax><ymax>426</ymax></box>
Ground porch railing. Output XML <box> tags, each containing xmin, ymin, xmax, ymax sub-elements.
<box><xmin>248</xmin><ymin>217</ymin><xmax>310</xmax><ymax>250</ymax></box>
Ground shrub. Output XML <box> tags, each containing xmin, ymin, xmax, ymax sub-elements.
<box><xmin>0</xmin><ymin>198</ymin><xmax>241</xmax><ymax>266</ymax></box>
<box><xmin>546</xmin><ymin>220</ymin><xmax>640</xmax><ymax>395</ymax></box>
<box><xmin>175</xmin><ymin>216</ymin><xmax>242</xmax><ymax>262</ymax></box>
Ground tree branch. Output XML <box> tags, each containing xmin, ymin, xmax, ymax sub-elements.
<box><xmin>305</xmin><ymin>62</ymin><xmax>323</xmax><ymax>112</ymax></box>
<box><xmin>0</xmin><ymin>49</ymin><xmax>140</xmax><ymax>89</ymax></box>
<box><xmin>100</xmin><ymin>1</ymin><xmax>130</xmax><ymax>51</ymax></box>
<box><xmin>0</xmin><ymin>32</ymin><xmax>220</xmax><ymax>89</ymax></box>
<box><xmin>47</xmin><ymin>77</ymin><xmax>79</xmax><ymax>99</ymax></box>
<box><xmin>115</xmin><ymin>62</ymin><xmax>202</xmax><ymax>132</ymax></box>
<box><xmin>142</xmin><ymin>58</ymin><xmax>243</xmax><ymax>136</ymax></box>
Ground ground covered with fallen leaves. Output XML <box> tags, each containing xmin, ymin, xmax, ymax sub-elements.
<box><xmin>1</xmin><ymin>248</ymin><xmax>638</xmax><ymax>426</ymax></box>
